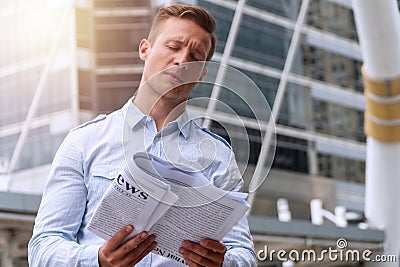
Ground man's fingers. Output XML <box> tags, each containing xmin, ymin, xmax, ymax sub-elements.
<box><xmin>123</xmin><ymin>232</ymin><xmax>155</xmax><ymax>255</ymax></box>
<box><xmin>179</xmin><ymin>246</ymin><xmax>215</xmax><ymax>267</ymax></box>
<box><xmin>100</xmin><ymin>229</ymin><xmax>157</xmax><ymax>267</ymax></box>
<box><xmin>200</xmin><ymin>239</ymin><xmax>227</xmax><ymax>253</ymax></box>
<box><xmin>119</xmin><ymin>234</ymin><xmax>157</xmax><ymax>266</ymax></box>
<box><xmin>120</xmin><ymin>231</ymin><xmax>148</xmax><ymax>253</ymax></box>
<box><xmin>128</xmin><ymin>239</ymin><xmax>158</xmax><ymax>266</ymax></box>
<box><xmin>180</xmin><ymin>240</ymin><xmax>226</xmax><ymax>266</ymax></box>
<box><xmin>105</xmin><ymin>225</ymin><xmax>134</xmax><ymax>251</ymax></box>
<box><xmin>184</xmin><ymin>258</ymin><xmax>202</xmax><ymax>267</ymax></box>
<box><xmin>180</xmin><ymin>240</ymin><xmax>225</xmax><ymax>266</ymax></box>
<box><xmin>182</xmin><ymin>241</ymin><xmax>209</xmax><ymax>257</ymax></box>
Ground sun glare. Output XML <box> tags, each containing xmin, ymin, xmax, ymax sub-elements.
<box><xmin>0</xmin><ymin>0</ymin><xmax>71</xmax><ymax>67</ymax></box>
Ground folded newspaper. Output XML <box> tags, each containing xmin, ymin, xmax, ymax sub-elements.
<box><xmin>87</xmin><ymin>152</ymin><xmax>250</xmax><ymax>264</ymax></box>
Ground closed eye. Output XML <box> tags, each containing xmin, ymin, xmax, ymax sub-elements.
<box><xmin>167</xmin><ymin>45</ymin><xmax>179</xmax><ymax>51</ymax></box>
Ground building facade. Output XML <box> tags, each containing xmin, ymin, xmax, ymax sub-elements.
<box><xmin>185</xmin><ymin>0</ymin><xmax>366</xmax><ymax>218</ymax></box>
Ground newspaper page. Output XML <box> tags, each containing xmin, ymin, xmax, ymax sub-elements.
<box><xmin>87</xmin><ymin>165</ymin><xmax>177</xmax><ymax>240</ymax></box>
<box><xmin>88</xmin><ymin>152</ymin><xmax>250</xmax><ymax>264</ymax></box>
<box><xmin>149</xmin><ymin>178</ymin><xmax>249</xmax><ymax>263</ymax></box>
<box><xmin>134</xmin><ymin>153</ymin><xmax>250</xmax><ymax>263</ymax></box>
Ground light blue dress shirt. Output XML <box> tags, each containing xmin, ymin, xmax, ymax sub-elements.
<box><xmin>28</xmin><ymin>99</ymin><xmax>257</xmax><ymax>266</ymax></box>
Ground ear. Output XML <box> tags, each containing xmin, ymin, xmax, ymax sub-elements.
<box><xmin>139</xmin><ymin>39</ymin><xmax>151</xmax><ymax>61</ymax></box>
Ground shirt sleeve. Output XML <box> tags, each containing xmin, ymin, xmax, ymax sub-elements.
<box><xmin>216</xmin><ymin>153</ymin><xmax>258</xmax><ymax>266</ymax></box>
<box><xmin>222</xmin><ymin>215</ymin><xmax>257</xmax><ymax>267</ymax></box>
<box><xmin>28</xmin><ymin>131</ymin><xmax>101</xmax><ymax>267</ymax></box>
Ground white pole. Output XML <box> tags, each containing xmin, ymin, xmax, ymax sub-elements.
<box><xmin>247</xmin><ymin>0</ymin><xmax>310</xmax><ymax>209</ymax></box>
<box><xmin>70</xmin><ymin>7</ymin><xmax>79</xmax><ymax>127</ymax></box>
<box><xmin>351</xmin><ymin>0</ymin><xmax>400</xmax><ymax>265</ymax></box>
<box><xmin>5</xmin><ymin>1</ymin><xmax>73</xmax><ymax>190</ymax></box>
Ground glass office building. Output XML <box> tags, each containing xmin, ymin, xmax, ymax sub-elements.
<box><xmin>0</xmin><ymin>0</ymin><xmax>78</xmax><ymax>189</ymax></box>
<box><xmin>0</xmin><ymin>0</ymin><xmax>390</xmax><ymax>266</ymax></box>
<box><xmin>0</xmin><ymin>1</ymin><xmax>78</xmax><ymax>266</ymax></box>
<box><xmin>175</xmin><ymin>1</ymin><xmax>381</xmax><ymax>266</ymax></box>
<box><xmin>185</xmin><ymin>0</ymin><xmax>366</xmax><ymax>216</ymax></box>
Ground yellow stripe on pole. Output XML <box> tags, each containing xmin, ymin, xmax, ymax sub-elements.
<box><xmin>362</xmin><ymin>65</ymin><xmax>400</xmax><ymax>142</ymax></box>
<box><xmin>364</xmin><ymin>112</ymin><xmax>400</xmax><ymax>142</ymax></box>
<box><xmin>366</xmin><ymin>97</ymin><xmax>400</xmax><ymax>120</ymax></box>
<box><xmin>362</xmin><ymin>65</ymin><xmax>400</xmax><ymax>97</ymax></box>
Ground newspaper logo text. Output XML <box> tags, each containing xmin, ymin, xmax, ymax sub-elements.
<box><xmin>117</xmin><ymin>174</ymin><xmax>149</xmax><ymax>200</ymax></box>
<box><xmin>154</xmin><ymin>247</ymin><xmax>185</xmax><ymax>264</ymax></box>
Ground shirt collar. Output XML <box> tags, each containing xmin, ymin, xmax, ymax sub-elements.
<box><xmin>123</xmin><ymin>97</ymin><xmax>147</xmax><ymax>130</ymax></box>
<box><xmin>123</xmin><ymin>97</ymin><xmax>191</xmax><ymax>139</ymax></box>
<box><xmin>175</xmin><ymin>111</ymin><xmax>190</xmax><ymax>139</ymax></box>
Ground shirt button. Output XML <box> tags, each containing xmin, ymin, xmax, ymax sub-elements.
<box><xmin>154</xmin><ymin>136</ymin><xmax>160</xmax><ymax>142</ymax></box>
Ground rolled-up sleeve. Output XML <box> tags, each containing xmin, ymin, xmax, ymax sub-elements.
<box><xmin>215</xmin><ymin>153</ymin><xmax>258</xmax><ymax>266</ymax></box>
<box><xmin>221</xmin><ymin>215</ymin><xmax>257</xmax><ymax>266</ymax></box>
<box><xmin>28</xmin><ymin>131</ymin><xmax>101</xmax><ymax>267</ymax></box>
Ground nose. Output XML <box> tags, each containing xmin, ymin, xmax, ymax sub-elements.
<box><xmin>174</xmin><ymin>50</ymin><xmax>191</xmax><ymax>66</ymax></box>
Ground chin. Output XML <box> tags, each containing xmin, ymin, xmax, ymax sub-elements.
<box><xmin>162</xmin><ymin>88</ymin><xmax>185</xmax><ymax>101</ymax></box>
<box><xmin>161</xmin><ymin>86</ymin><xmax>191</xmax><ymax>102</ymax></box>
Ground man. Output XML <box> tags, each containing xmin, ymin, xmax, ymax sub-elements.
<box><xmin>28</xmin><ymin>4</ymin><xmax>257</xmax><ymax>267</ymax></box>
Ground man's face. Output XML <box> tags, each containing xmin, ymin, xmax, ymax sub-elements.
<box><xmin>139</xmin><ymin>17</ymin><xmax>212</xmax><ymax>102</ymax></box>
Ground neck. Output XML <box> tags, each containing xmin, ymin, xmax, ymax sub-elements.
<box><xmin>134</xmin><ymin>84</ymin><xmax>187</xmax><ymax>131</ymax></box>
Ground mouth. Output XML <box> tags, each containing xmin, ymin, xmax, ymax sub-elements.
<box><xmin>164</xmin><ymin>71</ymin><xmax>184</xmax><ymax>84</ymax></box>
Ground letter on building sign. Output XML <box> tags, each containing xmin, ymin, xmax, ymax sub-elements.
<box><xmin>310</xmin><ymin>199</ymin><xmax>347</xmax><ymax>227</ymax></box>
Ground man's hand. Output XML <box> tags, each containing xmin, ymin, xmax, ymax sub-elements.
<box><xmin>179</xmin><ymin>239</ymin><xmax>226</xmax><ymax>267</ymax></box>
<box><xmin>98</xmin><ymin>225</ymin><xmax>157</xmax><ymax>267</ymax></box>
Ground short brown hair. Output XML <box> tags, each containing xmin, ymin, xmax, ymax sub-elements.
<box><xmin>148</xmin><ymin>4</ymin><xmax>217</xmax><ymax>61</ymax></box>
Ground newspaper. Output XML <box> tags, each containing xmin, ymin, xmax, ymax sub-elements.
<box><xmin>87</xmin><ymin>152</ymin><xmax>250</xmax><ymax>264</ymax></box>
